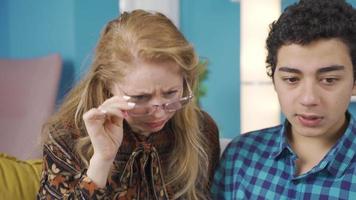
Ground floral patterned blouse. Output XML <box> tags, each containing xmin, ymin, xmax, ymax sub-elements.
<box><xmin>37</xmin><ymin>112</ymin><xmax>220</xmax><ymax>200</ymax></box>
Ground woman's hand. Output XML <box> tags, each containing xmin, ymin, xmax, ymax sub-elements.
<box><xmin>83</xmin><ymin>95</ymin><xmax>135</xmax><ymax>161</ymax></box>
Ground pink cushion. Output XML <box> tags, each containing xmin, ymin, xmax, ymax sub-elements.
<box><xmin>0</xmin><ymin>54</ymin><xmax>62</xmax><ymax>159</ymax></box>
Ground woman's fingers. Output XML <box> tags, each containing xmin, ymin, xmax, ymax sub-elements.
<box><xmin>98</xmin><ymin>101</ymin><xmax>135</xmax><ymax>119</ymax></box>
<box><xmin>100</xmin><ymin>96</ymin><xmax>133</xmax><ymax>110</ymax></box>
<box><xmin>95</xmin><ymin>96</ymin><xmax>133</xmax><ymax>118</ymax></box>
<box><xmin>83</xmin><ymin>95</ymin><xmax>135</xmax><ymax>132</ymax></box>
<box><xmin>83</xmin><ymin>108</ymin><xmax>106</xmax><ymax>122</ymax></box>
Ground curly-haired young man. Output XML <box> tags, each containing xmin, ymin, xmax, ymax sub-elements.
<box><xmin>212</xmin><ymin>0</ymin><xmax>356</xmax><ymax>199</ymax></box>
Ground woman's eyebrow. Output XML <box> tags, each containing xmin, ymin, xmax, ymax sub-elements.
<box><xmin>127</xmin><ymin>91</ymin><xmax>152</xmax><ymax>96</ymax></box>
<box><xmin>165</xmin><ymin>85</ymin><xmax>181</xmax><ymax>91</ymax></box>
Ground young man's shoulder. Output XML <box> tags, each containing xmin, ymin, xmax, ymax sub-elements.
<box><xmin>222</xmin><ymin>124</ymin><xmax>283</xmax><ymax>160</ymax></box>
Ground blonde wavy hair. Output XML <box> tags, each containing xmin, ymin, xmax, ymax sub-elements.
<box><xmin>43</xmin><ymin>10</ymin><xmax>210</xmax><ymax>199</ymax></box>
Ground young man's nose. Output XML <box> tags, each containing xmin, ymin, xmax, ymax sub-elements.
<box><xmin>299</xmin><ymin>82</ymin><xmax>320</xmax><ymax>107</ymax></box>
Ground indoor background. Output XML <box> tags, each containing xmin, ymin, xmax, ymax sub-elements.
<box><xmin>1</xmin><ymin>0</ymin><xmax>356</xmax><ymax>139</ymax></box>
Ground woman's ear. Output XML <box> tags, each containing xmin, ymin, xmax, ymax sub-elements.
<box><xmin>352</xmin><ymin>81</ymin><xmax>356</xmax><ymax>95</ymax></box>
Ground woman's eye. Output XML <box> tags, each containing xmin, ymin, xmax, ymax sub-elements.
<box><xmin>164</xmin><ymin>90</ymin><xmax>178</xmax><ymax>98</ymax></box>
<box><xmin>131</xmin><ymin>95</ymin><xmax>150</xmax><ymax>102</ymax></box>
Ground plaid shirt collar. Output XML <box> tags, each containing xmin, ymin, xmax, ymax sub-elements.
<box><xmin>270</xmin><ymin>112</ymin><xmax>356</xmax><ymax>178</ymax></box>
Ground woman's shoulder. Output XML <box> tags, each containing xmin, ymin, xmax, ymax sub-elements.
<box><xmin>43</xmin><ymin>122</ymin><xmax>80</xmax><ymax>153</ymax></box>
<box><xmin>198</xmin><ymin>110</ymin><xmax>219</xmax><ymax>133</ymax></box>
<box><xmin>197</xmin><ymin>110</ymin><xmax>219</xmax><ymax>149</ymax></box>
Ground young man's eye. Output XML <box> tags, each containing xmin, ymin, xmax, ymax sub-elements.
<box><xmin>282</xmin><ymin>77</ymin><xmax>299</xmax><ymax>84</ymax></box>
<box><xmin>320</xmin><ymin>77</ymin><xmax>338</xmax><ymax>85</ymax></box>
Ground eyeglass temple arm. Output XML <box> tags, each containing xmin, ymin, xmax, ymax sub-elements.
<box><xmin>184</xmin><ymin>77</ymin><xmax>194</xmax><ymax>98</ymax></box>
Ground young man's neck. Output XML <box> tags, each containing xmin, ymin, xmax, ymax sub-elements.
<box><xmin>287</xmin><ymin>122</ymin><xmax>347</xmax><ymax>176</ymax></box>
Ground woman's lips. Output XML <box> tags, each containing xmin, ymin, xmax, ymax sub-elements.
<box><xmin>145</xmin><ymin>120</ymin><xmax>166</xmax><ymax>129</ymax></box>
<box><xmin>296</xmin><ymin>114</ymin><xmax>323</xmax><ymax>127</ymax></box>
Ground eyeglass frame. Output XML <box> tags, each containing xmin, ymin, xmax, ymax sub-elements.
<box><xmin>118</xmin><ymin>77</ymin><xmax>194</xmax><ymax>117</ymax></box>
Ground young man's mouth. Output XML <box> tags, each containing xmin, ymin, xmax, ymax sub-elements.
<box><xmin>296</xmin><ymin>114</ymin><xmax>323</xmax><ymax>127</ymax></box>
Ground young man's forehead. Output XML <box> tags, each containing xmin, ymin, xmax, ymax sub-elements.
<box><xmin>276</xmin><ymin>39</ymin><xmax>352</xmax><ymax>66</ymax></box>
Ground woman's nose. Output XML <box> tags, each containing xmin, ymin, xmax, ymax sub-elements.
<box><xmin>149</xmin><ymin>96</ymin><xmax>169</xmax><ymax>115</ymax></box>
<box><xmin>150</xmin><ymin>95</ymin><xmax>168</xmax><ymax>107</ymax></box>
<box><xmin>151</xmin><ymin>105</ymin><xmax>166</xmax><ymax>117</ymax></box>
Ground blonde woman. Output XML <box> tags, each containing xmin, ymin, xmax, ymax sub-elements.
<box><xmin>37</xmin><ymin>10</ymin><xmax>220</xmax><ymax>200</ymax></box>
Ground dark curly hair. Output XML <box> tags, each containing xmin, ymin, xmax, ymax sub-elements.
<box><xmin>266</xmin><ymin>0</ymin><xmax>356</xmax><ymax>79</ymax></box>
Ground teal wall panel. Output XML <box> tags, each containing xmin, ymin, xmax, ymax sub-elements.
<box><xmin>73</xmin><ymin>0</ymin><xmax>118</xmax><ymax>79</ymax></box>
<box><xmin>6</xmin><ymin>0</ymin><xmax>76</xmax><ymax>103</ymax></box>
<box><xmin>7</xmin><ymin>0</ymin><xmax>75</xmax><ymax>60</ymax></box>
<box><xmin>0</xmin><ymin>0</ymin><xmax>9</xmax><ymax>57</ymax></box>
<box><xmin>2</xmin><ymin>0</ymin><xmax>118</xmax><ymax>103</ymax></box>
<box><xmin>181</xmin><ymin>0</ymin><xmax>240</xmax><ymax>138</ymax></box>
<box><xmin>281</xmin><ymin>0</ymin><xmax>297</xmax><ymax>9</ymax></box>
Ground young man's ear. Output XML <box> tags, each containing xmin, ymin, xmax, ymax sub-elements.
<box><xmin>272</xmin><ymin>78</ymin><xmax>277</xmax><ymax>92</ymax></box>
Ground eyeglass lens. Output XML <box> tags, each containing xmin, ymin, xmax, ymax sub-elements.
<box><xmin>127</xmin><ymin>97</ymin><xmax>191</xmax><ymax>116</ymax></box>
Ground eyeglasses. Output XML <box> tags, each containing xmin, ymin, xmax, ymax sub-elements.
<box><xmin>123</xmin><ymin>78</ymin><xmax>194</xmax><ymax>117</ymax></box>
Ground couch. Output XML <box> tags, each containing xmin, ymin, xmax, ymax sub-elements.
<box><xmin>0</xmin><ymin>153</ymin><xmax>42</xmax><ymax>200</ymax></box>
<box><xmin>0</xmin><ymin>54</ymin><xmax>62</xmax><ymax>199</ymax></box>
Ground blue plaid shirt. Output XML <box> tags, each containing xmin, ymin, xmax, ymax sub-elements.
<box><xmin>212</xmin><ymin>113</ymin><xmax>356</xmax><ymax>200</ymax></box>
